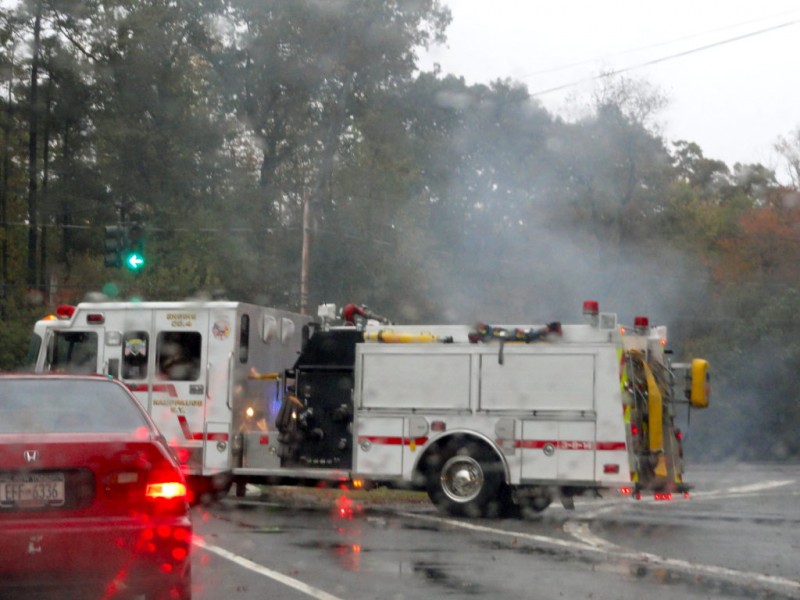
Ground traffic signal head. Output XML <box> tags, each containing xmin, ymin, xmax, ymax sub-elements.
<box><xmin>124</xmin><ymin>224</ymin><xmax>146</xmax><ymax>271</ymax></box>
<box><xmin>103</xmin><ymin>225</ymin><xmax>126</xmax><ymax>268</ymax></box>
<box><xmin>104</xmin><ymin>223</ymin><xmax>146</xmax><ymax>270</ymax></box>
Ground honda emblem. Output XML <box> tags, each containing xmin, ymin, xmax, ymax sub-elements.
<box><xmin>24</xmin><ymin>450</ymin><xmax>39</xmax><ymax>463</ymax></box>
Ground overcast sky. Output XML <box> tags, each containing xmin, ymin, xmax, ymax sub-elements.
<box><xmin>420</xmin><ymin>1</ymin><xmax>800</xmax><ymax>179</ymax></box>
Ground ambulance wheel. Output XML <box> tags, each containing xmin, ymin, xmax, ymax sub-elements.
<box><xmin>425</xmin><ymin>440</ymin><xmax>504</xmax><ymax>518</ymax></box>
<box><xmin>187</xmin><ymin>475</ymin><xmax>232</xmax><ymax>505</ymax></box>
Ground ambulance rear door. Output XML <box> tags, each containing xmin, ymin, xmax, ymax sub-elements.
<box><xmin>148</xmin><ymin>309</ymin><xmax>211</xmax><ymax>476</ymax></box>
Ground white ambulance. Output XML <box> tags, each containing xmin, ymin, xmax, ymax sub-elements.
<box><xmin>29</xmin><ymin>301</ymin><xmax>310</xmax><ymax>499</ymax></box>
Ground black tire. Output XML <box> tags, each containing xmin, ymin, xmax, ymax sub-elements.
<box><xmin>518</xmin><ymin>494</ymin><xmax>552</xmax><ymax>517</ymax></box>
<box><xmin>187</xmin><ymin>474</ymin><xmax>231</xmax><ymax>505</ymax></box>
<box><xmin>424</xmin><ymin>440</ymin><xmax>505</xmax><ymax>518</ymax></box>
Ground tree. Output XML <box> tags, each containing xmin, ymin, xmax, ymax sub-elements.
<box><xmin>550</xmin><ymin>74</ymin><xmax>674</xmax><ymax>243</ymax></box>
<box><xmin>212</xmin><ymin>0</ymin><xmax>451</xmax><ymax>308</ymax></box>
<box><xmin>775</xmin><ymin>126</ymin><xmax>800</xmax><ymax>188</ymax></box>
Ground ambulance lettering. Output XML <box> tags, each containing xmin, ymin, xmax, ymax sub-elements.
<box><xmin>167</xmin><ymin>313</ymin><xmax>196</xmax><ymax>328</ymax></box>
<box><xmin>153</xmin><ymin>398</ymin><xmax>204</xmax><ymax>414</ymax></box>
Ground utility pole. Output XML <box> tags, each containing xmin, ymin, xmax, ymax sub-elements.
<box><xmin>300</xmin><ymin>189</ymin><xmax>310</xmax><ymax>316</ymax></box>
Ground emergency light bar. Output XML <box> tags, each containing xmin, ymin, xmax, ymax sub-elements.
<box><xmin>56</xmin><ymin>304</ymin><xmax>76</xmax><ymax>319</ymax></box>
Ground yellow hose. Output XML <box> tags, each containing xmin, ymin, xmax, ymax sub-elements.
<box><xmin>640</xmin><ymin>358</ymin><xmax>667</xmax><ymax>478</ymax></box>
<box><xmin>363</xmin><ymin>330</ymin><xmax>440</xmax><ymax>343</ymax></box>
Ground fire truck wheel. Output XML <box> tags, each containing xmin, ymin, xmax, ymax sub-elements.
<box><xmin>425</xmin><ymin>440</ymin><xmax>504</xmax><ymax>518</ymax></box>
<box><xmin>519</xmin><ymin>494</ymin><xmax>552</xmax><ymax>515</ymax></box>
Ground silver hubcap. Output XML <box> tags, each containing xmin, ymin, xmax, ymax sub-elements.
<box><xmin>440</xmin><ymin>455</ymin><xmax>484</xmax><ymax>503</ymax></box>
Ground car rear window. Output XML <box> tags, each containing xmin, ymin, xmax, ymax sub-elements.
<box><xmin>0</xmin><ymin>379</ymin><xmax>151</xmax><ymax>434</ymax></box>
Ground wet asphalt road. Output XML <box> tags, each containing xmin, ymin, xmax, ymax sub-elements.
<box><xmin>190</xmin><ymin>463</ymin><xmax>800</xmax><ymax>600</ymax></box>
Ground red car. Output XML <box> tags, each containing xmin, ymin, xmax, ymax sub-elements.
<box><xmin>0</xmin><ymin>375</ymin><xmax>192</xmax><ymax>600</ymax></box>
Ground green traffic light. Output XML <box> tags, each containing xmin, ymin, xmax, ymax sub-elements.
<box><xmin>125</xmin><ymin>252</ymin><xmax>145</xmax><ymax>271</ymax></box>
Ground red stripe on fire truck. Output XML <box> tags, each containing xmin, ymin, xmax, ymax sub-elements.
<box><xmin>517</xmin><ymin>440</ymin><xmax>626</xmax><ymax>451</ymax></box>
<box><xmin>176</xmin><ymin>415</ymin><xmax>230</xmax><ymax>441</ymax></box>
<box><xmin>358</xmin><ymin>436</ymin><xmax>429</xmax><ymax>446</ymax></box>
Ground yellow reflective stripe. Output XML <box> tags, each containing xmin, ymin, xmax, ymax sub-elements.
<box><xmin>618</xmin><ymin>348</ymin><xmax>628</xmax><ymax>391</ymax></box>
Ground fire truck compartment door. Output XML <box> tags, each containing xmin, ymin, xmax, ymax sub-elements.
<box><xmin>354</xmin><ymin>417</ymin><xmax>404</xmax><ymax>477</ymax></box>
<box><xmin>203</xmin><ymin>421</ymin><xmax>232</xmax><ymax>473</ymax></box>
<box><xmin>521</xmin><ymin>421</ymin><xmax>557</xmax><ymax>481</ymax></box>
<box><xmin>480</xmin><ymin>352</ymin><xmax>595</xmax><ymax>411</ymax></box>
<box><xmin>358</xmin><ymin>351</ymin><xmax>471</xmax><ymax>410</ymax></box>
<box><xmin>521</xmin><ymin>420</ymin><xmax>596</xmax><ymax>482</ymax></box>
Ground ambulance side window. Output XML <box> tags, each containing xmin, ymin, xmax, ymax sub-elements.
<box><xmin>239</xmin><ymin>315</ymin><xmax>250</xmax><ymax>363</ymax></box>
<box><xmin>47</xmin><ymin>331</ymin><xmax>99</xmax><ymax>374</ymax></box>
<box><xmin>157</xmin><ymin>332</ymin><xmax>202</xmax><ymax>381</ymax></box>
<box><xmin>122</xmin><ymin>332</ymin><xmax>149</xmax><ymax>380</ymax></box>
<box><xmin>25</xmin><ymin>334</ymin><xmax>43</xmax><ymax>370</ymax></box>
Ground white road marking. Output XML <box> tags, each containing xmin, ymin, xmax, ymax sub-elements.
<box><xmin>193</xmin><ymin>537</ymin><xmax>345</xmax><ymax>600</ymax></box>
<box><xmin>198</xmin><ymin>479</ymin><xmax>797</xmax><ymax>598</ymax></box>
<box><xmin>692</xmin><ymin>479</ymin><xmax>795</xmax><ymax>499</ymax></box>
<box><xmin>399</xmin><ymin>510</ymin><xmax>800</xmax><ymax>597</ymax></box>
<box><xmin>562</xmin><ymin>521</ymin><xmax>621</xmax><ymax>550</ymax></box>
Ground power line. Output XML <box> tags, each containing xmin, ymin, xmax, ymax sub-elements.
<box><xmin>531</xmin><ymin>18</ymin><xmax>800</xmax><ymax>97</ymax></box>
<box><xmin>519</xmin><ymin>8</ymin><xmax>800</xmax><ymax>79</ymax></box>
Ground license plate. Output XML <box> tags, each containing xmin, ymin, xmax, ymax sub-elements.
<box><xmin>0</xmin><ymin>473</ymin><xmax>66</xmax><ymax>508</ymax></box>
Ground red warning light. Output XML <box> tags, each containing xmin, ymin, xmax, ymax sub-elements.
<box><xmin>583</xmin><ymin>300</ymin><xmax>599</xmax><ymax>315</ymax></box>
<box><xmin>56</xmin><ymin>304</ymin><xmax>76</xmax><ymax>319</ymax></box>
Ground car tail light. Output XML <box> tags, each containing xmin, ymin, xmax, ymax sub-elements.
<box><xmin>144</xmin><ymin>469</ymin><xmax>189</xmax><ymax>516</ymax></box>
<box><xmin>106</xmin><ymin>464</ymin><xmax>188</xmax><ymax>515</ymax></box>
<box><xmin>146</xmin><ymin>481</ymin><xmax>187</xmax><ymax>500</ymax></box>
